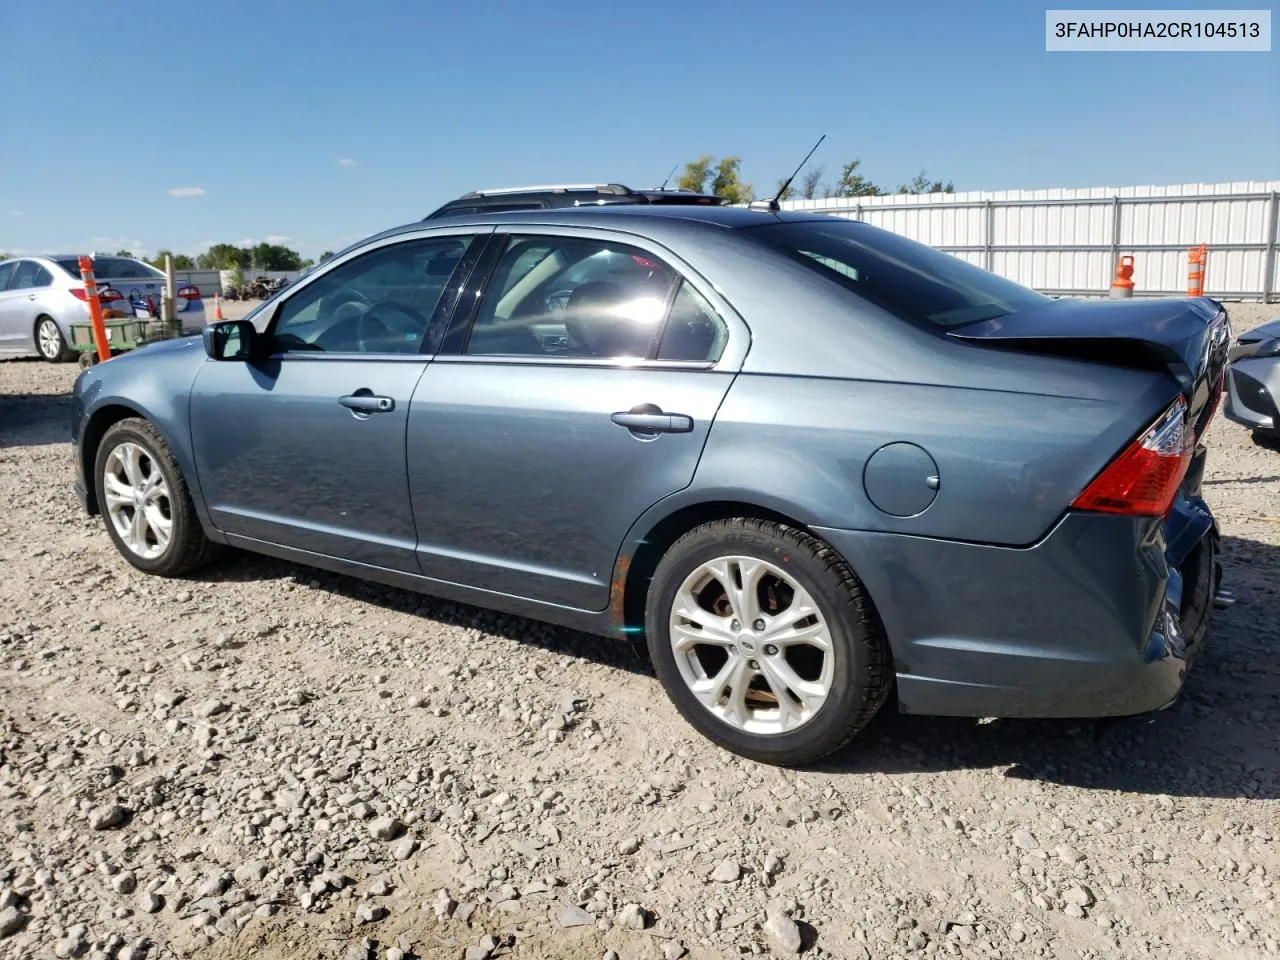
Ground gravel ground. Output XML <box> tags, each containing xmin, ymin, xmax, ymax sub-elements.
<box><xmin>1</xmin><ymin>301</ymin><xmax>1278</xmax><ymax>960</ymax></box>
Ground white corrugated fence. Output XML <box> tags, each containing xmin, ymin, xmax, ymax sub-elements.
<box><xmin>782</xmin><ymin>180</ymin><xmax>1280</xmax><ymax>301</ymax></box>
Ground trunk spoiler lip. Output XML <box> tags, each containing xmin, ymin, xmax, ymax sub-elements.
<box><xmin>945</xmin><ymin>296</ymin><xmax>1230</xmax><ymax>396</ymax></box>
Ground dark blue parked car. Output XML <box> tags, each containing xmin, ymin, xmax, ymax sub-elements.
<box><xmin>70</xmin><ymin>206</ymin><xmax>1230</xmax><ymax>765</ymax></box>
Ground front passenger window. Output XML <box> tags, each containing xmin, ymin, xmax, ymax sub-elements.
<box><xmin>270</xmin><ymin>237</ymin><xmax>473</xmax><ymax>355</ymax></box>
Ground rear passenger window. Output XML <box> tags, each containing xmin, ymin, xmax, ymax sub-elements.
<box><xmin>0</xmin><ymin>262</ymin><xmax>17</xmax><ymax>291</ymax></box>
<box><xmin>9</xmin><ymin>261</ymin><xmax>42</xmax><ymax>290</ymax></box>
<box><xmin>462</xmin><ymin>234</ymin><xmax>728</xmax><ymax>365</ymax></box>
<box><xmin>656</xmin><ymin>281</ymin><xmax>728</xmax><ymax>363</ymax></box>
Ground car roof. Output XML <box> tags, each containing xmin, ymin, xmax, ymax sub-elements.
<box><xmin>404</xmin><ymin>203</ymin><xmax>835</xmax><ymax>234</ymax></box>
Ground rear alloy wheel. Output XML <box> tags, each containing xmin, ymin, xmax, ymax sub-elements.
<box><xmin>94</xmin><ymin>418</ymin><xmax>220</xmax><ymax>576</ymax></box>
<box><xmin>35</xmin><ymin>316</ymin><xmax>73</xmax><ymax>362</ymax></box>
<box><xmin>645</xmin><ymin>518</ymin><xmax>892</xmax><ymax>766</ymax></box>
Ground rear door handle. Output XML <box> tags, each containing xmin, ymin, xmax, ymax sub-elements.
<box><xmin>610</xmin><ymin>409</ymin><xmax>694</xmax><ymax>434</ymax></box>
<box><xmin>339</xmin><ymin>393</ymin><xmax>395</xmax><ymax>413</ymax></box>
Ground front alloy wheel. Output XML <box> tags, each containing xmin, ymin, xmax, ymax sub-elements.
<box><xmin>94</xmin><ymin>418</ymin><xmax>220</xmax><ymax>576</ymax></box>
<box><xmin>102</xmin><ymin>442</ymin><xmax>173</xmax><ymax>560</ymax></box>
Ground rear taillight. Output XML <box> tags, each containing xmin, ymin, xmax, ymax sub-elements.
<box><xmin>1071</xmin><ymin>397</ymin><xmax>1192</xmax><ymax>517</ymax></box>
<box><xmin>177</xmin><ymin>285</ymin><xmax>201</xmax><ymax>300</ymax></box>
<box><xmin>71</xmin><ymin>287</ymin><xmax>123</xmax><ymax>303</ymax></box>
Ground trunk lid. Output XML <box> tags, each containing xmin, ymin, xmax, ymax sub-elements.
<box><xmin>947</xmin><ymin>296</ymin><xmax>1231</xmax><ymax>440</ymax></box>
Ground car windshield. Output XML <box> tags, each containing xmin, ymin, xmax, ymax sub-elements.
<box><xmin>744</xmin><ymin>219</ymin><xmax>1050</xmax><ymax>328</ymax></box>
<box><xmin>55</xmin><ymin>257</ymin><xmax>165</xmax><ymax>281</ymax></box>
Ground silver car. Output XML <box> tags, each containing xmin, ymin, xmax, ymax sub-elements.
<box><xmin>1223</xmin><ymin>315</ymin><xmax>1280</xmax><ymax>447</ymax></box>
<box><xmin>0</xmin><ymin>255</ymin><xmax>207</xmax><ymax>362</ymax></box>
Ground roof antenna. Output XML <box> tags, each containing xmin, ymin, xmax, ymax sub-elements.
<box><xmin>749</xmin><ymin>134</ymin><xmax>826</xmax><ymax>213</ymax></box>
<box><xmin>658</xmin><ymin>163</ymin><xmax>679</xmax><ymax>191</ymax></box>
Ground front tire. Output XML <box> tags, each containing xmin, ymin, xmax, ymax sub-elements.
<box><xmin>94</xmin><ymin>418</ymin><xmax>219</xmax><ymax>576</ymax></box>
<box><xmin>645</xmin><ymin>518</ymin><xmax>892</xmax><ymax>766</ymax></box>
<box><xmin>35</xmin><ymin>316</ymin><xmax>73</xmax><ymax>362</ymax></box>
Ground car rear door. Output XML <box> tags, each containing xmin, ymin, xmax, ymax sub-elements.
<box><xmin>189</xmin><ymin>229</ymin><xmax>490</xmax><ymax>572</ymax></box>
<box><xmin>405</xmin><ymin>227</ymin><xmax>748</xmax><ymax>611</ymax></box>
<box><xmin>0</xmin><ymin>261</ymin><xmax>21</xmax><ymax>351</ymax></box>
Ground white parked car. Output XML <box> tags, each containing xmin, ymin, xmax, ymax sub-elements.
<box><xmin>0</xmin><ymin>255</ymin><xmax>206</xmax><ymax>362</ymax></box>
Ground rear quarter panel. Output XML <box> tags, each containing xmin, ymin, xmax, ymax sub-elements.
<box><xmin>693</xmin><ymin>369</ymin><xmax>1171</xmax><ymax>545</ymax></box>
<box><xmin>654</xmin><ymin>228</ymin><xmax>1179</xmax><ymax>546</ymax></box>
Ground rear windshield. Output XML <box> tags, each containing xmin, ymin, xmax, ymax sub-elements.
<box><xmin>744</xmin><ymin>219</ymin><xmax>1050</xmax><ymax>328</ymax></box>
<box><xmin>54</xmin><ymin>257</ymin><xmax>164</xmax><ymax>281</ymax></box>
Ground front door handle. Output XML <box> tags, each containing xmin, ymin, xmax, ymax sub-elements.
<box><xmin>610</xmin><ymin>406</ymin><xmax>694</xmax><ymax>435</ymax></box>
<box><xmin>339</xmin><ymin>393</ymin><xmax>395</xmax><ymax>414</ymax></box>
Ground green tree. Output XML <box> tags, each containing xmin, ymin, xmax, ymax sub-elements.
<box><xmin>711</xmin><ymin>156</ymin><xmax>753</xmax><ymax>205</ymax></box>
<box><xmin>197</xmin><ymin>244</ymin><xmax>252</xmax><ymax>270</ymax></box>
<box><xmin>250</xmin><ymin>242</ymin><xmax>303</xmax><ymax>271</ymax></box>
<box><xmin>147</xmin><ymin>249</ymin><xmax>196</xmax><ymax>270</ymax></box>
<box><xmin>835</xmin><ymin>159</ymin><xmax>883</xmax><ymax>198</ymax></box>
<box><xmin>676</xmin><ymin>155</ymin><xmax>713</xmax><ymax>194</ymax></box>
<box><xmin>318</xmin><ymin>250</ymin><xmax>335</xmax><ymax>264</ymax></box>
<box><xmin>896</xmin><ymin>170</ymin><xmax>955</xmax><ymax>195</ymax></box>
<box><xmin>800</xmin><ymin>166</ymin><xmax>826</xmax><ymax>200</ymax></box>
<box><xmin>115</xmin><ymin>249</ymin><xmax>135</xmax><ymax>258</ymax></box>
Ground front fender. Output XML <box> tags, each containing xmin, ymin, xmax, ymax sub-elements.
<box><xmin>73</xmin><ymin>340</ymin><xmax>219</xmax><ymax>538</ymax></box>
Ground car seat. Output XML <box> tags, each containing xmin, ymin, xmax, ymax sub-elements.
<box><xmin>564</xmin><ymin>280</ymin><xmax>659</xmax><ymax>358</ymax></box>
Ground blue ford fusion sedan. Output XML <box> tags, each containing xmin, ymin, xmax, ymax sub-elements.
<box><xmin>70</xmin><ymin>205</ymin><xmax>1231</xmax><ymax>765</ymax></box>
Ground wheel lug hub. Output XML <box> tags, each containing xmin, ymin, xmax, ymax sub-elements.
<box><xmin>752</xmin><ymin>618</ymin><xmax>765</xmax><ymax>631</ymax></box>
<box><xmin>748</xmin><ymin>659</ymin><xmax>760</xmax><ymax>671</ymax></box>
<box><xmin>730</xmin><ymin>619</ymin><xmax>741</xmax><ymax>632</ymax></box>
<box><xmin>764</xmin><ymin>644</ymin><xmax>778</xmax><ymax>656</ymax></box>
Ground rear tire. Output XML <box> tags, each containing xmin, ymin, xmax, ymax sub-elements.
<box><xmin>35</xmin><ymin>316</ymin><xmax>73</xmax><ymax>362</ymax></box>
<box><xmin>644</xmin><ymin>518</ymin><xmax>892</xmax><ymax>766</ymax></box>
<box><xmin>94</xmin><ymin>418</ymin><xmax>221</xmax><ymax>577</ymax></box>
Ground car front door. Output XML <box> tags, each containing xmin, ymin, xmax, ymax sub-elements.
<box><xmin>406</xmin><ymin>227</ymin><xmax>747</xmax><ymax>610</ymax></box>
<box><xmin>189</xmin><ymin>230</ymin><xmax>489</xmax><ymax>572</ymax></box>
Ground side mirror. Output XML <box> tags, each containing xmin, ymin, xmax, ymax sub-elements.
<box><xmin>202</xmin><ymin>320</ymin><xmax>257</xmax><ymax>361</ymax></box>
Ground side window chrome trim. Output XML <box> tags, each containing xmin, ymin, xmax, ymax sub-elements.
<box><xmin>435</xmin><ymin>354</ymin><xmax>717</xmax><ymax>371</ymax></box>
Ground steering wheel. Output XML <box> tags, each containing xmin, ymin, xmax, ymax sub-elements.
<box><xmin>328</xmin><ymin>288</ymin><xmax>372</xmax><ymax>311</ymax></box>
<box><xmin>544</xmin><ymin>287</ymin><xmax>577</xmax><ymax>314</ymax></box>
<box><xmin>356</xmin><ymin>299</ymin><xmax>428</xmax><ymax>350</ymax></box>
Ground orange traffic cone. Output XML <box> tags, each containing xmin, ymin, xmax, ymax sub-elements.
<box><xmin>214</xmin><ymin>293</ymin><xmax>225</xmax><ymax>321</ymax></box>
<box><xmin>1187</xmin><ymin>244</ymin><xmax>1207</xmax><ymax>297</ymax></box>
<box><xmin>1109</xmin><ymin>255</ymin><xmax>1135</xmax><ymax>299</ymax></box>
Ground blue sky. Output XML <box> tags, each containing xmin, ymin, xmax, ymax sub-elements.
<box><xmin>1</xmin><ymin>0</ymin><xmax>1275</xmax><ymax>260</ymax></box>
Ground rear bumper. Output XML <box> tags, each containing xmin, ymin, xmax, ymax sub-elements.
<box><xmin>1223</xmin><ymin>357</ymin><xmax>1280</xmax><ymax>434</ymax></box>
<box><xmin>813</xmin><ymin>495</ymin><xmax>1218</xmax><ymax>720</ymax></box>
